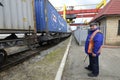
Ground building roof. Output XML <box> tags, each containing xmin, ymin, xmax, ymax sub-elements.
<box><xmin>91</xmin><ymin>0</ymin><xmax>120</xmax><ymax>22</ymax></box>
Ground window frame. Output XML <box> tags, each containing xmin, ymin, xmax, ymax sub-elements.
<box><xmin>118</xmin><ymin>20</ymin><xmax>120</xmax><ymax>35</ymax></box>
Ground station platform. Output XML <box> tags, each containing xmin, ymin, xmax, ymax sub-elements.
<box><xmin>62</xmin><ymin>37</ymin><xmax>120</xmax><ymax>80</ymax></box>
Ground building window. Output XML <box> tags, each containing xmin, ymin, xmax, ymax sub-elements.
<box><xmin>118</xmin><ymin>20</ymin><xmax>120</xmax><ymax>35</ymax></box>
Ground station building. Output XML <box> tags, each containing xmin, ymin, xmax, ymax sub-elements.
<box><xmin>92</xmin><ymin>0</ymin><xmax>120</xmax><ymax>46</ymax></box>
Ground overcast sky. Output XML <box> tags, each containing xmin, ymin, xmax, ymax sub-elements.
<box><xmin>49</xmin><ymin>0</ymin><xmax>100</xmax><ymax>6</ymax></box>
<box><xmin>49</xmin><ymin>0</ymin><xmax>110</xmax><ymax>8</ymax></box>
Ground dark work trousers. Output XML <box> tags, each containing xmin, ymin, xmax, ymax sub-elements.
<box><xmin>88</xmin><ymin>54</ymin><xmax>99</xmax><ymax>75</ymax></box>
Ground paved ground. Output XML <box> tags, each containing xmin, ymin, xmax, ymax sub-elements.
<box><xmin>62</xmin><ymin>37</ymin><xmax>120</xmax><ymax>80</ymax></box>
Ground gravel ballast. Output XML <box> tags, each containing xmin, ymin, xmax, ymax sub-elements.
<box><xmin>0</xmin><ymin>38</ymin><xmax>70</xmax><ymax>80</ymax></box>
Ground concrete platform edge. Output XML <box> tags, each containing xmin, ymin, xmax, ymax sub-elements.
<box><xmin>55</xmin><ymin>36</ymin><xmax>72</xmax><ymax>80</ymax></box>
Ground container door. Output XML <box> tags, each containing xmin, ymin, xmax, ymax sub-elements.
<box><xmin>35</xmin><ymin>0</ymin><xmax>46</xmax><ymax>32</ymax></box>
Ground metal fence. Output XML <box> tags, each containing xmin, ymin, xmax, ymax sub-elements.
<box><xmin>74</xmin><ymin>26</ymin><xmax>89</xmax><ymax>46</ymax></box>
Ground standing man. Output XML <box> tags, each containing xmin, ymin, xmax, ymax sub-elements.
<box><xmin>85</xmin><ymin>22</ymin><xmax>103</xmax><ymax>77</ymax></box>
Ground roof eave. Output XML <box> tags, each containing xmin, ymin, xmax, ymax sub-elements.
<box><xmin>90</xmin><ymin>15</ymin><xmax>105</xmax><ymax>23</ymax></box>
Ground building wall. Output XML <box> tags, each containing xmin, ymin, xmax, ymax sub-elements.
<box><xmin>106</xmin><ymin>16</ymin><xmax>120</xmax><ymax>45</ymax></box>
<box><xmin>99</xmin><ymin>18</ymin><xmax>107</xmax><ymax>44</ymax></box>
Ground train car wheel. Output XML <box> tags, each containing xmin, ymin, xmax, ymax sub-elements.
<box><xmin>7</xmin><ymin>41</ymin><xmax>16</xmax><ymax>47</ymax></box>
<box><xmin>28</xmin><ymin>44</ymin><xmax>36</xmax><ymax>50</ymax></box>
<box><xmin>53</xmin><ymin>39</ymin><xmax>60</xmax><ymax>44</ymax></box>
<box><xmin>16</xmin><ymin>41</ymin><xmax>24</xmax><ymax>46</ymax></box>
<box><xmin>39</xmin><ymin>42</ymin><xmax>43</xmax><ymax>46</ymax></box>
<box><xmin>0</xmin><ymin>49</ymin><xmax>7</xmax><ymax>66</ymax></box>
<box><xmin>47</xmin><ymin>41</ymin><xmax>51</xmax><ymax>45</ymax></box>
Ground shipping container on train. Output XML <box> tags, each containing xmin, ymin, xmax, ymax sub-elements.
<box><xmin>0</xmin><ymin>0</ymin><xmax>37</xmax><ymax>65</ymax></box>
<box><xmin>35</xmin><ymin>0</ymin><xmax>68</xmax><ymax>33</ymax></box>
<box><xmin>0</xmin><ymin>0</ymin><xmax>71</xmax><ymax>66</ymax></box>
<box><xmin>0</xmin><ymin>0</ymin><xmax>34</xmax><ymax>34</ymax></box>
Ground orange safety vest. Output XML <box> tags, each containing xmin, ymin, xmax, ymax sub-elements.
<box><xmin>88</xmin><ymin>30</ymin><xmax>102</xmax><ymax>54</ymax></box>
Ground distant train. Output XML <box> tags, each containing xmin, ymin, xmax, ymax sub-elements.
<box><xmin>0</xmin><ymin>0</ymin><xmax>71</xmax><ymax>65</ymax></box>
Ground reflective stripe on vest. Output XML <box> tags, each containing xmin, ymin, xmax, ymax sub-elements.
<box><xmin>88</xmin><ymin>30</ymin><xmax>100</xmax><ymax>54</ymax></box>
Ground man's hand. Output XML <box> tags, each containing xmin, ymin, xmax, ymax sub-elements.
<box><xmin>92</xmin><ymin>52</ymin><xmax>96</xmax><ymax>57</ymax></box>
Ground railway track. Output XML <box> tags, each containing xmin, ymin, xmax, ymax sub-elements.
<box><xmin>0</xmin><ymin>38</ymin><xmax>67</xmax><ymax>72</ymax></box>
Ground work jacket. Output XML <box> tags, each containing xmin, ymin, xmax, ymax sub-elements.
<box><xmin>85</xmin><ymin>28</ymin><xmax>103</xmax><ymax>56</ymax></box>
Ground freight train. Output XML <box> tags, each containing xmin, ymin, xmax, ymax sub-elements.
<box><xmin>0</xmin><ymin>0</ymin><xmax>71</xmax><ymax>65</ymax></box>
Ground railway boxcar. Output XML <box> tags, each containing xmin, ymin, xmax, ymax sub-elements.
<box><xmin>35</xmin><ymin>0</ymin><xmax>68</xmax><ymax>33</ymax></box>
<box><xmin>0</xmin><ymin>0</ymin><xmax>35</xmax><ymax>34</ymax></box>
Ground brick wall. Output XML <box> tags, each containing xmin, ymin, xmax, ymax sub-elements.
<box><xmin>105</xmin><ymin>16</ymin><xmax>120</xmax><ymax>45</ymax></box>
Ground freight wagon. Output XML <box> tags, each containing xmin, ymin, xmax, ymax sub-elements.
<box><xmin>0</xmin><ymin>0</ymin><xmax>71</xmax><ymax>65</ymax></box>
<box><xmin>35</xmin><ymin>0</ymin><xmax>71</xmax><ymax>44</ymax></box>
